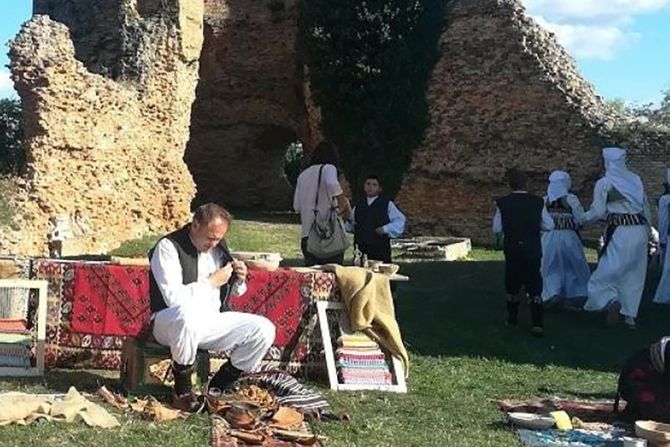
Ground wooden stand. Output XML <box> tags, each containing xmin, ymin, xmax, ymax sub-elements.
<box><xmin>317</xmin><ymin>301</ymin><xmax>407</xmax><ymax>393</ymax></box>
<box><xmin>0</xmin><ymin>279</ymin><xmax>47</xmax><ymax>377</ymax></box>
<box><xmin>120</xmin><ymin>338</ymin><xmax>210</xmax><ymax>394</ymax></box>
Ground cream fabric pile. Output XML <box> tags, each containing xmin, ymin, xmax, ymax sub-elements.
<box><xmin>0</xmin><ymin>387</ymin><xmax>119</xmax><ymax>428</ymax></box>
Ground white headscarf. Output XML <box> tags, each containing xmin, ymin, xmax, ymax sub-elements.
<box><xmin>547</xmin><ymin>170</ymin><xmax>571</xmax><ymax>203</ymax></box>
<box><xmin>603</xmin><ymin>147</ymin><xmax>644</xmax><ymax>207</ymax></box>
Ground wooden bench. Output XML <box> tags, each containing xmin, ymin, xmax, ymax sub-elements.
<box><xmin>120</xmin><ymin>338</ymin><xmax>210</xmax><ymax>394</ymax></box>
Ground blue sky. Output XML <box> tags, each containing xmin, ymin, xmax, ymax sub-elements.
<box><xmin>0</xmin><ymin>0</ymin><xmax>668</xmax><ymax>105</ymax></box>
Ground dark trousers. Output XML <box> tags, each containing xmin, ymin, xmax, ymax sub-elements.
<box><xmin>301</xmin><ymin>237</ymin><xmax>344</xmax><ymax>267</ymax></box>
<box><xmin>504</xmin><ymin>253</ymin><xmax>542</xmax><ymax>297</ymax></box>
<box><xmin>504</xmin><ymin>252</ymin><xmax>543</xmax><ymax>328</ymax></box>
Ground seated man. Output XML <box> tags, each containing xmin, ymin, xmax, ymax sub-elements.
<box><xmin>149</xmin><ymin>203</ymin><xmax>276</xmax><ymax>410</ymax></box>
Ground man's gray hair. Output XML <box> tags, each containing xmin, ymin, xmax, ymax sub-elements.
<box><xmin>193</xmin><ymin>203</ymin><xmax>233</xmax><ymax>225</ymax></box>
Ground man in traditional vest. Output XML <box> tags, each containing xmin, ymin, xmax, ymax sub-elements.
<box><xmin>582</xmin><ymin>147</ymin><xmax>651</xmax><ymax>328</ymax></box>
<box><xmin>493</xmin><ymin>168</ymin><xmax>555</xmax><ymax>337</ymax></box>
<box><xmin>149</xmin><ymin>203</ymin><xmax>275</xmax><ymax>410</ymax></box>
<box><xmin>350</xmin><ymin>175</ymin><xmax>406</xmax><ymax>264</ymax></box>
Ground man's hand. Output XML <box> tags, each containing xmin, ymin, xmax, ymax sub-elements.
<box><xmin>375</xmin><ymin>227</ymin><xmax>386</xmax><ymax>236</ymax></box>
<box><xmin>209</xmin><ymin>263</ymin><xmax>234</xmax><ymax>288</ymax></box>
<box><xmin>232</xmin><ymin>260</ymin><xmax>248</xmax><ymax>283</ymax></box>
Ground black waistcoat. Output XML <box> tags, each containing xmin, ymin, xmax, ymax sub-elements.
<box><xmin>148</xmin><ymin>224</ymin><xmax>234</xmax><ymax>313</ymax></box>
<box><xmin>354</xmin><ymin>196</ymin><xmax>391</xmax><ymax>248</ymax></box>
<box><xmin>496</xmin><ymin>193</ymin><xmax>544</xmax><ymax>258</ymax></box>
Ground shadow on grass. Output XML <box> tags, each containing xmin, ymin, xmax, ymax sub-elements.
<box><xmin>394</xmin><ymin>260</ymin><xmax>669</xmax><ymax>374</ymax></box>
<box><xmin>0</xmin><ymin>369</ymin><xmax>118</xmax><ymax>394</ymax></box>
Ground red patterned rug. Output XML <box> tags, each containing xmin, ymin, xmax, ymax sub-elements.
<box><xmin>35</xmin><ymin>260</ymin><xmax>126</xmax><ymax>370</ymax></box>
<box><xmin>70</xmin><ymin>264</ymin><xmax>151</xmax><ymax>337</ymax></box>
<box><xmin>228</xmin><ymin>269</ymin><xmax>308</xmax><ymax>348</ymax></box>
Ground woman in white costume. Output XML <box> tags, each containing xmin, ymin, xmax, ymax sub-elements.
<box><xmin>582</xmin><ymin>147</ymin><xmax>651</xmax><ymax>328</ymax></box>
<box><xmin>654</xmin><ymin>170</ymin><xmax>670</xmax><ymax>303</ymax></box>
<box><xmin>541</xmin><ymin>171</ymin><xmax>591</xmax><ymax>304</ymax></box>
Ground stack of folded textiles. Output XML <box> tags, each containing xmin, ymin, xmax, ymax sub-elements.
<box><xmin>336</xmin><ymin>333</ymin><xmax>392</xmax><ymax>386</ymax></box>
<box><xmin>0</xmin><ymin>319</ymin><xmax>32</xmax><ymax>368</ymax></box>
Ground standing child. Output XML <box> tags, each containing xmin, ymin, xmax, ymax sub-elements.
<box><xmin>493</xmin><ymin>168</ymin><xmax>554</xmax><ymax>337</ymax></box>
<box><xmin>349</xmin><ymin>175</ymin><xmax>406</xmax><ymax>264</ymax></box>
<box><xmin>541</xmin><ymin>171</ymin><xmax>591</xmax><ymax>306</ymax></box>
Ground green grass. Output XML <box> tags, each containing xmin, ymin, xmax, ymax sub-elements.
<box><xmin>109</xmin><ymin>211</ymin><xmax>354</xmax><ymax>263</ymax></box>
<box><xmin>110</xmin><ymin>214</ymin><xmax>305</xmax><ymax>260</ymax></box>
<box><xmin>3</xmin><ymin>219</ymin><xmax>668</xmax><ymax>446</ymax></box>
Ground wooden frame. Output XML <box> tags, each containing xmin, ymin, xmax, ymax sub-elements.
<box><xmin>316</xmin><ymin>300</ymin><xmax>407</xmax><ymax>393</ymax></box>
<box><xmin>0</xmin><ymin>279</ymin><xmax>48</xmax><ymax>376</ymax></box>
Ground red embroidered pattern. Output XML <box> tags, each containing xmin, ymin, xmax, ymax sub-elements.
<box><xmin>70</xmin><ymin>264</ymin><xmax>150</xmax><ymax>337</ymax></box>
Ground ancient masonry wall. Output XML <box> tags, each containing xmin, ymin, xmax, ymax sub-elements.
<box><xmin>1</xmin><ymin>0</ymin><xmax>204</xmax><ymax>256</ymax></box>
<box><xmin>395</xmin><ymin>0</ymin><xmax>670</xmax><ymax>243</ymax></box>
<box><xmin>184</xmin><ymin>0</ymin><xmax>308</xmax><ymax>210</ymax></box>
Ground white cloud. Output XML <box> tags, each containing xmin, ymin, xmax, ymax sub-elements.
<box><xmin>0</xmin><ymin>70</ymin><xmax>15</xmax><ymax>98</ymax></box>
<box><xmin>523</xmin><ymin>0</ymin><xmax>670</xmax><ymax>61</ymax></box>
<box><xmin>533</xmin><ymin>16</ymin><xmax>640</xmax><ymax>60</ymax></box>
<box><xmin>524</xmin><ymin>0</ymin><xmax>670</xmax><ymax>21</ymax></box>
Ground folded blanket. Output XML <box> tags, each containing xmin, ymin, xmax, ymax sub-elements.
<box><xmin>0</xmin><ymin>319</ymin><xmax>29</xmax><ymax>334</ymax></box>
<box><xmin>0</xmin><ymin>333</ymin><xmax>32</xmax><ymax>345</ymax></box>
<box><xmin>324</xmin><ymin>265</ymin><xmax>409</xmax><ymax>375</ymax></box>
<box><xmin>336</xmin><ymin>352</ymin><xmax>387</xmax><ymax>361</ymax></box>
<box><xmin>337</xmin><ymin>361</ymin><xmax>390</xmax><ymax>370</ymax></box>
<box><xmin>340</xmin><ymin>340</ymin><xmax>379</xmax><ymax>350</ymax></box>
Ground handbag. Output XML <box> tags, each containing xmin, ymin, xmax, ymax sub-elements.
<box><xmin>306</xmin><ymin>165</ymin><xmax>350</xmax><ymax>260</ymax></box>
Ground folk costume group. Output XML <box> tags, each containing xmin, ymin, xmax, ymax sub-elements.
<box><xmin>148</xmin><ymin>142</ymin><xmax>669</xmax><ymax>410</ymax></box>
<box><xmin>492</xmin><ymin>146</ymin><xmax>667</xmax><ymax>337</ymax></box>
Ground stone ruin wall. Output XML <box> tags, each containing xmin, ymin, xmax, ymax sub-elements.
<box><xmin>0</xmin><ymin>0</ymin><xmax>204</xmax><ymax>256</ymax></box>
<box><xmin>3</xmin><ymin>0</ymin><xmax>669</xmax><ymax>256</ymax></box>
<box><xmin>185</xmin><ymin>0</ymin><xmax>309</xmax><ymax>211</ymax></box>
<box><xmin>396</xmin><ymin>0</ymin><xmax>670</xmax><ymax>244</ymax></box>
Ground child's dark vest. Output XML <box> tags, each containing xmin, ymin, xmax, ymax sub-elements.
<box><xmin>496</xmin><ymin>193</ymin><xmax>544</xmax><ymax>258</ymax></box>
<box><xmin>354</xmin><ymin>196</ymin><xmax>391</xmax><ymax>257</ymax></box>
<box><xmin>148</xmin><ymin>224</ymin><xmax>234</xmax><ymax>313</ymax></box>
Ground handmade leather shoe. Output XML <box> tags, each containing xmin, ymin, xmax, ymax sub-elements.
<box><xmin>172</xmin><ymin>392</ymin><xmax>205</xmax><ymax>413</ymax></box>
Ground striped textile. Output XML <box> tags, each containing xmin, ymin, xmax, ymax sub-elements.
<box><xmin>0</xmin><ymin>341</ymin><xmax>31</xmax><ymax>368</ymax></box>
<box><xmin>550</xmin><ymin>213</ymin><xmax>577</xmax><ymax>230</ymax></box>
<box><xmin>0</xmin><ymin>319</ymin><xmax>29</xmax><ymax>334</ymax></box>
<box><xmin>337</xmin><ymin>360</ymin><xmax>390</xmax><ymax>370</ymax></box>
<box><xmin>339</xmin><ymin>370</ymin><xmax>392</xmax><ymax>385</ymax></box>
<box><xmin>0</xmin><ymin>333</ymin><xmax>31</xmax><ymax>345</ymax></box>
<box><xmin>237</xmin><ymin>368</ymin><xmax>332</xmax><ymax>417</ymax></box>
<box><xmin>335</xmin><ymin>350</ymin><xmax>386</xmax><ymax>360</ymax></box>
<box><xmin>335</xmin><ymin>347</ymin><xmax>385</xmax><ymax>355</ymax></box>
<box><xmin>0</xmin><ymin>288</ymin><xmax>29</xmax><ymax>320</ymax></box>
<box><xmin>606</xmin><ymin>213</ymin><xmax>647</xmax><ymax>227</ymax></box>
<box><xmin>340</xmin><ymin>341</ymin><xmax>379</xmax><ymax>350</ymax></box>
<box><xmin>0</xmin><ymin>353</ymin><xmax>30</xmax><ymax>368</ymax></box>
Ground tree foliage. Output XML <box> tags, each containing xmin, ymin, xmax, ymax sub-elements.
<box><xmin>608</xmin><ymin>89</ymin><xmax>670</xmax><ymax>128</ymax></box>
<box><xmin>0</xmin><ymin>98</ymin><xmax>24</xmax><ymax>175</ymax></box>
<box><xmin>300</xmin><ymin>0</ymin><xmax>445</xmax><ymax>198</ymax></box>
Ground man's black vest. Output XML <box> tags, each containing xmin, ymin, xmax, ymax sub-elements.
<box><xmin>496</xmin><ymin>193</ymin><xmax>544</xmax><ymax>258</ymax></box>
<box><xmin>148</xmin><ymin>224</ymin><xmax>234</xmax><ymax>313</ymax></box>
<box><xmin>354</xmin><ymin>196</ymin><xmax>391</xmax><ymax>249</ymax></box>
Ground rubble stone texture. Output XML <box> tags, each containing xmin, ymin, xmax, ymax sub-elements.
<box><xmin>4</xmin><ymin>0</ymin><xmax>669</xmax><ymax>255</ymax></box>
<box><xmin>395</xmin><ymin>0</ymin><xmax>670</xmax><ymax>243</ymax></box>
<box><xmin>2</xmin><ymin>0</ymin><xmax>204</xmax><ymax>255</ymax></box>
<box><xmin>184</xmin><ymin>0</ymin><xmax>308</xmax><ymax>210</ymax></box>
